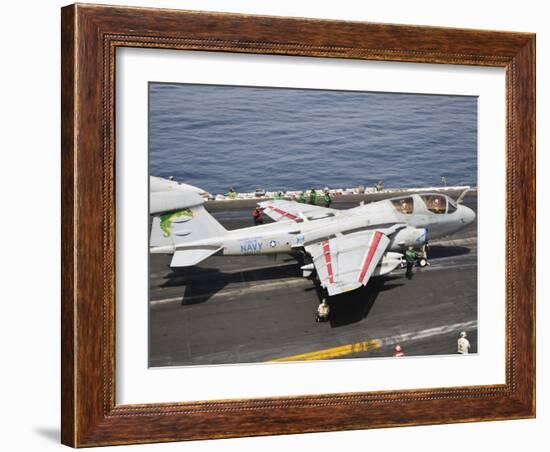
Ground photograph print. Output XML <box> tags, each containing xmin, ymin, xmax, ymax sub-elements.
<box><xmin>148</xmin><ymin>82</ymin><xmax>478</xmax><ymax>367</ymax></box>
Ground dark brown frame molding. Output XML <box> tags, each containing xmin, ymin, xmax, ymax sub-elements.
<box><xmin>61</xmin><ymin>3</ymin><xmax>536</xmax><ymax>447</ymax></box>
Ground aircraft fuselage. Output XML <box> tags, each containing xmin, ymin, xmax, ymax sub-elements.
<box><xmin>159</xmin><ymin>193</ymin><xmax>475</xmax><ymax>257</ymax></box>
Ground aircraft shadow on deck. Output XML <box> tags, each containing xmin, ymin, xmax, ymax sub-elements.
<box><xmin>161</xmin><ymin>262</ymin><xmax>302</xmax><ymax>305</ymax></box>
<box><xmin>156</xmin><ymin>244</ymin><xmax>470</xmax><ymax>310</ymax></box>
<box><xmin>426</xmin><ymin>245</ymin><xmax>471</xmax><ymax>259</ymax></box>
<box><xmin>322</xmin><ymin>276</ymin><xmax>404</xmax><ymax>328</ymax></box>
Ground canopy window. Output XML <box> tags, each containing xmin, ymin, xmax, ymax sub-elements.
<box><xmin>421</xmin><ymin>194</ymin><xmax>447</xmax><ymax>214</ymax></box>
<box><xmin>391</xmin><ymin>197</ymin><xmax>414</xmax><ymax>214</ymax></box>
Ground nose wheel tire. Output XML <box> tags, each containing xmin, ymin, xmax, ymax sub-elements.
<box><xmin>418</xmin><ymin>258</ymin><xmax>428</xmax><ymax>268</ymax></box>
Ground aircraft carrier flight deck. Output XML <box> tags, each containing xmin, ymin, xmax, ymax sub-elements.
<box><xmin>149</xmin><ymin>189</ymin><xmax>478</xmax><ymax>367</ymax></box>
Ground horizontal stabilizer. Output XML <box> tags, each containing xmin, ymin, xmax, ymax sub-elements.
<box><xmin>150</xmin><ymin>190</ymin><xmax>204</xmax><ymax>215</ymax></box>
<box><xmin>170</xmin><ymin>247</ymin><xmax>222</xmax><ymax>268</ymax></box>
<box><xmin>150</xmin><ymin>176</ymin><xmax>206</xmax><ymax>195</ymax></box>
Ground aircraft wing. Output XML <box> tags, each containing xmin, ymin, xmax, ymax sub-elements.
<box><xmin>258</xmin><ymin>199</ymin><xmax>339</xmax><ymax>222</ymax></box>
<box><xmin>305</xmin><ymin>230</ymin><xmax>391</xmax><ymax>296</ymax></box>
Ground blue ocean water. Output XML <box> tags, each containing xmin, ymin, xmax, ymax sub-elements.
<box><xmin>149</xmin><ymin>83</ymin><xmax>477</xmax><ymax>194</ymax></box>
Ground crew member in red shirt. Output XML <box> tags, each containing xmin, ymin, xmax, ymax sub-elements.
<box><xmin>252</xmin><ymin>207</ymin><xmax>264</xmax><ymax>225</ymax></box>
<box><xmin>393</xmin><ymin>344</ymin><xmax>405</xmax><ymax>357</ymax></box>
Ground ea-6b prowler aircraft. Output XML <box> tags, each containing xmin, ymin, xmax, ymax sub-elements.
<box><xmin>150</xmin><ymin>177</ymin><xmax>475</xmax><ymax>300</ymax></box>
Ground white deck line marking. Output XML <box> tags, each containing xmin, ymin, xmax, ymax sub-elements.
<box><xmin>376</xmin><ymin>320</ymin><xmax>478</xmax><ymax>349</ymax></box>
<box><xmin>150</xmin><ymin>278</ymin><xmax>309</xmax><ymax>306</ymax></box>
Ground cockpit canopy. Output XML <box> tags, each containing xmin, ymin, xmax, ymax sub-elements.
<box><xmin>391</xmin><ymin>197</ymin><xmax>414</xmax><ymax>214</ymax></box>
<box><xmin>421</xmin><ymin>194</ymin><xmax>447</xmax><ymax>214</ymax></box>
<box><xmin>391</xmin><ymin>194</ymin><xmax>457</xmax><ymax>215</ymax></box>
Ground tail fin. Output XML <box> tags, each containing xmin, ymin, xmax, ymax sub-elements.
<box><xmin>150</xmin><ymin>204</ymin><xmax>227</xmax><ymax>250</ymax></box>
<box><xmin>149</xmin><ymin>179</ymin><xmax>227</xmax><ymax>267</ymax></box>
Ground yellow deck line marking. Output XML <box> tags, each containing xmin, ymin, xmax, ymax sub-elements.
<box><xmin>270</xmin><ymin>339</ymin><xmax>381</xmax><ymax>362</ymax></box>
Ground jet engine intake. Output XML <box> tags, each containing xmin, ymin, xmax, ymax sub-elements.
<box><xmin>390</xmin><ymin>226</ymin><xmax>428</xmax><ymax>249</ymax></box>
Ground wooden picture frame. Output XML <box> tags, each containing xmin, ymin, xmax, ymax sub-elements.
<box><xmin>61</xmin><ymin>3</ymin><xmax>535</xmax><ymax>447</ymax></box>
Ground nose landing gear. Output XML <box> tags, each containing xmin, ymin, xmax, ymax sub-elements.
<box><xmin>399</xmin><ymin>245</ymin><xmax>430</xmax><ymax>269</ymax></box>
<box><xmin>417</xmin><ymin>243</ymin><xmax>430</xmax><ymax>267</ymax></box>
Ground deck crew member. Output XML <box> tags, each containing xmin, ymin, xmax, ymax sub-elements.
<box><xmin>308</xmin><ymin>188</ymin><xmax>317</xmax><ymax>205</ymax></box>
<box><xmin>252</xmin><ymin>207</ymin><xmax>264</xmax><ymax>225</ymax></box>
<box><xmin>405</xmin><ymin>246</ymin><xmax>417</xmax><ymax>280</ymax></box>
<box><xmin>297</xmin><ymin>191</ymin><xmax>307</xmax><ymax>203</ymax></box>
<box><xmin>226</xmin><ymin>187</ymin><xmax>237</xmax><ymax>199</ymax></box>
<box><xmin>316</xmin><ymin>299</ymin><xmax>330</xmax><ymax>322</ymax></box>
<box><xmin>457</xmin><ymin>331</ymin><xmax>471</xmax><ymax>354</ymax></box>
<box><xmin>393</xmin><ymin>345</ymin><xmax>405</xmax><ymax>357</ymax></box>
<box><xmin>323</xmin><ymin>190</ymin><xmax>332</xmax><ymax>208</ymax></box>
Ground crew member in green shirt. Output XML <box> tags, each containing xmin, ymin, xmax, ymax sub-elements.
<box><xmin>297</xmin><ymin>192</ymin><xmax>306</xmax><ymax>203</ymax></box>
<box><xmin>308</xmin><ymin>188</ymin><xmax>317</xmax><ymax>205</ymax></box>
<box><xmin>323</xmin><ymin>190</ymin><xmax>332</xmax><ymax>208</ymax></box>
<box><xmin>404</xmin><ymin>246</ymin><xmax>417</xmax><ymax>279</ymax></box>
